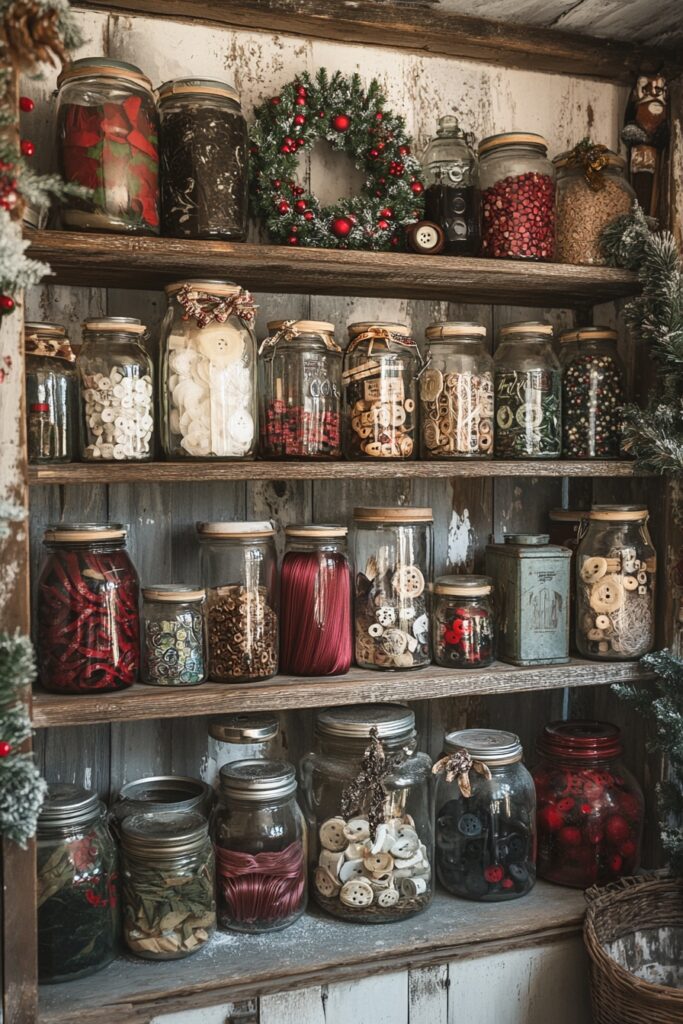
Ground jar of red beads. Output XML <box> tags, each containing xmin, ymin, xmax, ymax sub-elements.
<box><xmin>534</xmin><ymin>720</ymin><xmax>644</xmax><ymax>888</ymax></box>
<box><xmin>432</xmin><ymin>576</ymin><xmax>495</xmax><ymax>669</ymax></box>
<box><xmin>479</xmin><ymin>132</ymin><xmax>555</xmax><ymax>261</ymax></box>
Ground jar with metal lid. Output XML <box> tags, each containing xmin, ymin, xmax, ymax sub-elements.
<box><xmin>301</xmin><ymin>704</ymin><xmax>433</xmax><ymax>923</ymax></box>
<box><xmin>160</xmin><ymin>280</ymin><xmax>257</xmax><ymax>459</ymax></box>
<box><xmin>158</xmin><ymin>78</ymin><xmax>248</xmax><ymax>240</ymax></box>
<box><xmin>561</xmin><ymin>326</ymin><xmax>626</xmax><ymax>459</ymax></box>
<box><xmin>534</xmin><ymin>721</ymin><xmax>644</xmax><ymax>888</ymax></box>
<box><xmin>342</xmin><ymin>322</ymin><xmax>421</xmax><ymax>460</ymax></box>
<box><xmin>141</xmin><ymin>586</ymin><xmax>206</xmax><ymax>686</ymax></box>
<box><xmin>420</xmin><ymin>322</ymin><xmax>494</xmax><ymax>458</ymax></box>
<box><xmin>479</xmin><ymin>132</ymin><xmax>555</xmax><ymax>260</ymax></box>
<box><xmin>434</xmin><ymin>729</ymin><xmax>536</xmax><ymax>901</ymax></box>
<box><xmin>280</xmin><ymin>525</ymin><xmax>352</xmax><ymax>676</ymax></box>
<box><xmin>25</xmin><ymin>322</ymin><xmax>78</xmax><ymax>463</ymax></box>
<box><xmin>78</xmin><ymin>317</ymin><xmax>154</xmax><ymax>461</ymax></box>
<box><xmin>554</xmin><ymin>143</ymin><xmax>635</xmax><ymax>265</ymax></box>
<box><xmin>37</xmin><ymin>784</ymin><xmax>118</xmax><ymax>983</ymax></box>
<box><xmin>56</xmin><ymin>57</ymin><xmax>159</xmax><ymax>234</ymax></box>
<box><xmin>36</xmin><ymin>523</ymin><xmax>139</xmax><ymax>693</ymax></box>
<box><xmin>433</xmin><ymin>575</ymin><xmax>495</xmax><ymax>669</ymax></box>
<box><xmin>197</xmin><ymin>521</ymin><xmax>278</xmax><ymax>682</ymax></box>
<box><xmin>352</xmin><ymin>507</ymin><xmax>433</xmax><ymax>670</ymax></box>
<box><xmin>494</xmin><ymin>321</ymin><xmax>562</xmax><ymax>458</ymax></box>
<box><xmin>259</xmin><ymin>320</ymin><xmax>342</xmax><ymax>459</ymax></box>
<box><xmin>486</xmin><ymin>534</ymin><xmax>571</xmax><ymax>665</ymax></box>
<box><xmin>110</xmin><ymin>776</ymin><xmax>213</xmax><ymax>835</ymax></box>
<box><xmin>576</xmin><ymin>505</ymin><xmax>656</xmax><ymax>660</ymax></box>
<box><xmin>121</xmin><ymin>810</ymin><xmax>215</xmax><ymax>959</ymax></box>
<box><xmin>213</xmin><ymin>759</ymin><xmax>307</xmax><ymax>933</ymax></box>
<box><xmin>421</xmin><ymin>115</ymin><xmax>481</xmax><ymax>256</ymax></box>
<box><xmin>204</xmin><ymin>714</ymin><xmax>281</xmax><ymax>789</ymax></box>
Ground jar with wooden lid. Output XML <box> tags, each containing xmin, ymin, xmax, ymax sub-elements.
<box><xmin>342</xmin><ymin>322</ymin><xmax>420</xmax><ymax>460</ymax></box>
<box><xmin>160</xmin><ymin>280</ymin><xmax>257</xmax><ymax>459</ymax></box>
<box><xmin>204</xmin><ymin>714</ymin><xmax>281</xmax><ymax>789</ymax></box>
<box><xmin>259</xmin><ymin>320</ymin><xmax>342</xmax><ymax>458</ymax></box>
<box><xmin>421</xmin><ymin>115</ymin><xmax>481</xmax><ymax>256</ymax></box>
<box><xmin>158</xmin><ymin>78</ymin><xmax>248</xmax><ymax>240</ymax></box>
<box><xmin>25</xmin><ymin>322</ymin><xmax>78</xmax><ymax>464</ymax></box>
<box><xmin>433</xmin><ymin>575</ymin><xmax>495</xmax><ymax>668</ymax></box>
<box><xmin>301</xmin><ymin>704</ymin><xmax>433</xmax><ymax>923</ymax></box>
<box><xmin>352</xmin><ymin>507</ymin><xmax>433</xmax><ymax>670</ymax></box>
<box><xmin>56</xmin><ymin>57</ymin><xmax>159</xmax><ymax>234</ymax></box>
<box><xmin>110</xmin><ymin>775</ymin><xmax>213</xmax><ymax>834</ymax></box>
<box><xmin>493</xmin><ymin>321</ymin><xmax>561</xmax><ymax>458</ymax></box>
<box><xmin>576</xmin><ymin>505</ymin><xmax>655</xmax><ymax>660</ymax></box>
<box><xmin>141</xmin><ymin>585</ymin><xmax>206</xmax><ymax>686</ymax></box>
<box><xmin>420</xmin><ymin>322</ymin><xmax>493</xmax><ymax>458</ymax></box>
<box><xmin>561</xmin><ymin>326</ymin><xmax>626</xmax><ymax>459</ymax></box>
<box><xmin>197</xmin><ymin>521</ymin><xmax>278</xmax><ymax>682</ymax></box>
<box><xmin>78</xmin><ymin>317</ymin><xmax>154</xmax><ymax>461</ymax></box>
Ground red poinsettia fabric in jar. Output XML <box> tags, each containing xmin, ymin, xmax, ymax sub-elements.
<box><xmin>56</xmin><ymin>58</ymin><xmax>159</xmax><ymax>234</ymax></box>
<box><xmin>533</xmin><ymin>720</ymin><xmax>643</xmax><ymax>888</ymax></box>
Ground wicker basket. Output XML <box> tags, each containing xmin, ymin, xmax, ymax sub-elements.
<box><xmin>584</xmin><ymin>874</ymin><xmax>683</xmax><ymax>1024</ymax></box>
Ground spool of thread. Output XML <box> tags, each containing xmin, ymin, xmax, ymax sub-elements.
<box><xmin>216</xmin><ymin>840</ymin><xmax>305</xmax><ymax>925</ymax></box>
<box><xmin>280</xmin><ymin>549</ymin><xmax>352</xmax><ymax>675</ymax></box>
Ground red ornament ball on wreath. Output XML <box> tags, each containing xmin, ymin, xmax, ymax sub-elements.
<box><xmin>278</xmin><ymin>201</ymin><xmax>290</xmax><ymax>215</ymax></box>
<box><xmin>332</xmin><ymin>114</ymin><xmax>351</xmax><ymax>132</ymax></box>
<box><xmin>0</xmin><ymin>295</ymin><xmax>15</xmax><ymax>314</ymax></box>
<box><xmin>295</xmin><ymin>200</ymin><xmax>307</xmax><ymax>214</ymax></box>
<box><xmin>294</xmin><ymin>114</ymin><xmax>306</xmax><ymax>126</ymax></box>
<box><xmin>20</xmin><ymin>139</ymin><xmax>35</xmax><ymax>157</ymax></box>
<box><xmin>411</xmin><ymin>180</ymin><xmax>424</xmax><ymax>195</ymax></box>
<box><xmin>19</xmin><ymin>96</ymin><xmax>35</xmax><ymax>112</ymax></box>
<box><xmin>0</xmin><ymin>741</ymin><xmax>11</xmax><ymax>757</ymax></box>
<box><xmin>331</xmin><ymin>216</ymin><xmax>353</xmax><ymax>238</ymax></box>
<box><xmin>304</xmin><ymin>210</ymin><xmax>314</xmax><ymax>221</ymax></box>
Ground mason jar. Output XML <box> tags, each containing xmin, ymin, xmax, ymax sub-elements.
<box><xmin>110</xmin><ymin>775</ymin><xmax>213</xmax><ymax>836</ymax></box>
<box><xmin>342</xmin><ymin>322</ymin><xmax>420</xmax><ymax>460</ymax></box>
<box><xmin>259</xmin><ymin>320</ymin><xmax>342</xmax><ymax>459</ymax></box>
<box><xmin>421</xmin><ymin>114</ymin><xmax>481</xmax><ymax>256</ymax></box>
<box><xmin>213</xmin><ymin>759</ymin><xmax>307</xmax><ymax>933</ymax></box>
<box><xmin>432</xmin><ymin>575</ymin><xmax>495</xmax><ymax>669</ymax></box>
<box><xmin>158</xmin><ymin>78</ymin><xmax>248</xmax><ymax>240</ymax></box>
<box><xmin>554</xmin><ymin>147</ymin><xmax>635</xmax><ymax>265</ymax></box>
<box><xmin>37</xmin><ymin>784</ymin><xmax>118</xmax><ymax>983</ymax></box>
<box><xmin>352</xmin><ymin>507</ymin><xmax>433</xmax><ymax>670</ymax></box>
<box><xmin>420</xmin><ymin>322</ymin><xmax>493</xmax><ymax>458</ymax></box>
<box><xmin>141</xmin><ymin>585</ymin><xmax>206</xmax><ymax>686</ymax></box>
<box><xmin>435</xmin><ymin>728</ymin><xmax>536</xmax><ymax>901</ymax></box>
<box><xmin>479</xmin><ymin>132</ymin><xmax>555</xmax><ymax>260</ymax></box>
<box><xmin>160</xmin><ymin>280</ymin><xmax>257</xmax><ymax>459</ymax></box>
<box><xmin>25</xmin><ymin>322</ymin><xmax>78</xmax><ymax>464</ymax></box>
<box><xmin>78</xmin><ymin>317</ymin><xmax>154</xmax><ymax>461</ymax></box>
<box><xmin>121</xmin><ymin>810</ymin><xmax>216</xmax><ymax>959</ymax></box>
<box><xmin>561</xmin><ymin>326</ymin><xmax>626</xmax><ymax>459</ymax></box>
<box><xmin>301</xmin><ymin>704</ymin><xmax>433</xmax><ymax>923</ymax></box>
<box><xmin>36</xmin><ymin>523</ymin><xmax>139</xmax><ymax>693</ymax></box>
<box><xmin>56</xmin><ymin>57</ymin><xmax>159</xmax><ymax>234</ymax></box>
<box><xmin>197</xmin><ymin>521</ymin><xmax>278</xmax><ymax>682</ymax></box>
<box><xmin>204</xmin><ymin>714</ymin><xmax>281</xmax><ymax>790</ymax></box>
<box><xmin>576</xmin><ymin>505</ymin><xmax>656</xmax><ymax>660</ymax></box>
<box><xmin>494</xmin><ymin>321</ymin><xmax>562</xmax><ymax>458</ymax></box>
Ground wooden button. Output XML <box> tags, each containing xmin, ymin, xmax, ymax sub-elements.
<box><xmin>319</xmin><ymin>817</ymin><xmax>348</xmax><ymax>851</ymax></box>
<box><xmin>622</xmin><ymin>576</ymin><xmax>638</xmax><ymax>591</ymax></box>
<box><xmin>339</xmin><ymin>879</ymin><xmax>374</xmax><ymax>908</ymax></box>
<box><xmin>343</xmin><ymin>818</ymin><xmax>370</xmax><ymax>842</ymax></box>
<box><xmin>420</xmin><ymin>369</ymin><xmax>444</xmax><ymax>403</ymax></box>
<box><xmin>392</xmin><ymin>565</ymin><xmax>425</xmax><ymax>598</ymax></box>
<box><xmin>581</xmin><ymin>557</ymin><xmax>608</xmax><ymax>583</ymax></box>
<box><xmin>364</xmin><ymin>851</ymin><xmax>394</xmax><ymax>875</ymax></box>
<box><xmin>590</xmin><ymin>575</ymin><xmax>623</xmax><ymax>613</ymax></box>
<box><xmin>339</xmin><ymin>858</ymin><xmax>366</xmax><ymax>882</ymax></box>
<box><xmin>314</xmin><ymin>866</ymin><xmax>341</xmax><ymax>897</ymax></box>
<box><xmin>376</xmin><ymin>887</ymin><xmax>400</xmax><ymax>907</ymax></box>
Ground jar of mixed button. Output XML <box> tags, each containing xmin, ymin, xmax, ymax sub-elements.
<box><xmin>433</xmin><ymin>575</ymin><xmax>495</xmax><ymax>669</ymax></box>
<box><xmin>561</xmin><ymin>326</ymin><xmax>626</xmax><ymax>459</ymax></box>
<box><xmin>141</xmin><ymin>585</ymin><xmax>206</xmax><ymax>686</ymax></box>
<box><xmin>25</xmin><ymin>322</ymin><xmax>78</xmax><ymax>464</ymax></box>
<box><xmin>494</xmin><ymin>321</ymin><xmax>562</xmax><ymax>458</ymax></box>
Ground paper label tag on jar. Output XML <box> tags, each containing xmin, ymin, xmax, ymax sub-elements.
<box><xmin>364</xmin><ymin>377</ymin><xmax>405</xmax><ymax>402</ymax></box>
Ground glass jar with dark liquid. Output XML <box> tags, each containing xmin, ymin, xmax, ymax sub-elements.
<box><xmin>421</xmin><ymin>115</ymin><xmax>481</xmax><ymax>256</ymax></box>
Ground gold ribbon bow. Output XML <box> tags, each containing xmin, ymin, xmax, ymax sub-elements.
<box><xmin>563</xmin><ymin>138</ymin><xmax>611</xmax><ymax>192</ymax></box>
<box><xmin>432</xmin><ymin>746</ymin><xmax>491</xmax><ymax>798</ymax></box>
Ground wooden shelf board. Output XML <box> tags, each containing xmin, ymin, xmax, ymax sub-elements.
<box><xmin>25</xmin><ymin>230</ymin><xmax>640</xmax><ymax>306</ymax></box>
<box><xmin>38</xmin><ymin>884</ymin><xmax>586</xmax><ymax>1023</ymax></box>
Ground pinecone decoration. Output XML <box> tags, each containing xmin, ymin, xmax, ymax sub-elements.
<box><xmin>3</xmin><ymin>2</ymin><xmax>68</xmax><ymax>70</ymax></box>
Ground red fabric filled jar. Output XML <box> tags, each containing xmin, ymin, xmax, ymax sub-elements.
<box><xmin>37</xmin><ymin>523</ymin><xmax>140</xmax><ymax>693</ymax></box>
<box><xmin>533</xmin><ymin>720</ymin><xmax>643</xmax><ymax>888</ymax></box>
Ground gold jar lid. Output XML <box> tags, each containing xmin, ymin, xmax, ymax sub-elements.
<box><xmin>434</xmin><ymin>574</ymin><xmax>493</xmax><ymax>597</ymax></box>
<box><xmin>82</xmin><ymin>317</ymin><xmax>146</xmax><ymax>335</ymax></box>
<box><xmin>499</xmin><ymin>320</ymin><xmax>553</xmax><ymax>338</ymax></box>
<box><xmin>44</xmin><ymin>522</ymin><xmax>126</xmax><ymax>543</ymax></box>
<box><xmin>590</xmin><ymin>505</ymin><xmax>648</xmax><ymax>522</ymax></box>
<box><xmin>166</xmin><ymin>280</ymin><xmax>241</xmax><ymax>297</ymax></box>
<box><xmin>142</xmin><ymin>585</ymin><xmax>206</xmax><ymax>602</ymax></box>
<box><xmin>196</xmin><ymin>520</ymin><xmax>275</xmax><ymax>538</ymax></box>
<box><xmin>285</xmin><ymin>524</ymin><xmax>348</xmax><ymax>538</ymax></box>
<box><xmin>560</xmin><ymin>326</ymin><xmax>618</xmax><ymax>344</ymax></box>
<box><xmin>426</xmin><ymin>322</ymin><xmax>487</xmax><ymax>340</ymax></box>
<box><xmin>353</xmin><ymin>506</ymin><xmax>433</xmax><ymax>523</ymax></box>
<box><xmin>158</xmin><ymin>78</ymin><xmax>240</xmax><ymax>105</ymax></box>
<box><xmin>58</xmin><ymin>57</ymin><xmax>153</xmax><ymax>93</ymax></box>
<box><xmin>479</xmin><ymin>131</ymin><xmax>548</xmax><ymax>156</ymax></box>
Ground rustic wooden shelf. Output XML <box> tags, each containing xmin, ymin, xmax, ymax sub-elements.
<box><xmin>25</xmin><ymin>230</ymin><xmax>640</xmax><ymax>306</ymax></box>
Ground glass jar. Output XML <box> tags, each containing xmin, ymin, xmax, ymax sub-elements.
<box><xmin>36</xmin><ymin>523</ymin><xmax>139</xmax><ymax>693</ymax></box>
<box><xmin>78</xmin><ymin>317</ymin><xmax>154</xmax><ymax>461</ymax></box>
<box><xmin>548</xmin><ymin>508</ymin><xmax>589</xmax><ymax>645</ymax></box>
<box><xmin>110</xmin><ymin>775</ymin><xmax>213</xmax><ymax>835</ymax></box>
<box><xmin>420</xmin><ymin>322</ymin><xmax>494</xmax><ymax>459</ymax></box>
<box><xmin>121</xmin><ymin>810</ymin><xmax>216</xmax><ymax>959</ymax></box>
<box><xmin>352</xmin><ymin>507</ymin><xmax>433</xmax><ymax>670</ymax></box>
<box><xmin>301</xmin><ymin>704</ymin><xmax>433</xmax><ymax>923</ymax></box>
<box><xmin>197</xmin><ymin>521</ymin><xmax>278</xmax><ymax>682</ymax></box>
<box><xmin>421</xmin><ymin>115</ymin><xmax>481</xmax><ymax>256</ymax></box>
<box><xmin>160</xmin><ymin>280</ymin><xmax>257</xmax><ymax>459</ymax></box>
<box><xmin>25</xmin><ymin>322</ymin><xmax>78</xmax><ymax>464</ymax></box>
<box><xmin>479</xmin><ymin>132</ymin><xmax>555</xmax><ymax>260</ymax></box>
<box><xmin>575</xmin><ymin>505</ymin><xmax>656</xmax><ymax>660</ymax></box>
<box><xmin>534</xmin><ymin>720</ymin><xmax>644</xmax><ymax>888</ymax></box>
<box><xmin>432</xmin><ymin>575</ymin><xmax>495</xmax><ymax>669</ymax></box>
<box><xmin>141</xmin><ymin>585</ymin><xmax>206</xmax><ymax>686</ymax></box>
<box><xmin>434</xmin><ymin>729</ymin><xmax>536</xmax><ymax>901</ymax></box>
<box><xmin>204</xmin><ymin>714</ymin><xmax>281</xmax><ymax>790</ymax></box>
<box><xmin>494</xmin><ymin>321</ymin><xmax>562</xmax><ymax>458</ymax></box>
<box><xmin>259</xmin><ymin>320</ymin><xmax>342</xmax><ymax>459</ymax></box>
<box><xmin>56</xmin><ymin>57</ymin><xmax>159</xmax><ymax>234</ymax></box>
<box><xmin>213</xmin><ymin>759</ymin><xmax>307</xmax><ymax>933</ymax></box>
<box><xmin>561</xmin><ymin>327</ymin><xmax>626</xmax><ymax>459</ymax></box>
<box><xmin>342</xmin><ymin>322</ymin><xmax>420</xmax><ymax>460</ymax></box>
<box><xmin>37</xmin><ymin>784</ymin><xmax>118</xmax><ymax>983</ymax></box>
<box><xmin>158</xmin><ymin>78</ymin><xmax>248</xmax><ymax>240</ymax></box>
<box><xmin>280</xmin><ymin>525</ymin><xmax>352</xmax><ymax>675</ymax></box>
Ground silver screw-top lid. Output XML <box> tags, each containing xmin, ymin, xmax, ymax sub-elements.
<box><xmin>444</xmin><ymin>728</ymin><xmax>523</xmax><ymax>765</ymax></box>
<box><xmin>38</xmin><ymin>783</ymin><xmax>102</xmax><ymax>833</ymax></box>
<box><xmin>316</xmin><ymin>704</ymin><xmax>415</xmax><ymax>741</ymax></box>
<box><xmin>115</xmin><ymin>775</ymin><xmax>212</xmax><ymax>819</ymax></box>
<box><xmin>219</xmin><ymin>759</ymin><xmax>297</xmax><ymax>801</ymax></box>
<box><xmin>504</xmin><ymin>533</ymin><xmax>550</xmax><ymax>546</ymax></box>
<box><xmin>209</xmin><ymin>713</ymin><xmax>279</xmax><ymax>744</ymax></box>
<box><xmin>121</xmin><ymin>810</ymin><xmax>208</xmax><ymax>859</ymax></box>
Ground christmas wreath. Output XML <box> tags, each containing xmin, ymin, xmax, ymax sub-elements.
<box><xmin>249</xmin><ymin>69</ymin><xmax>425</xmax><ymax>250</ymax></box>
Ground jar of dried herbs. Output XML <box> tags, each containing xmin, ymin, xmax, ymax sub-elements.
<box><xmin>493</xmin><ymin>321</ymin><xmax>562</xmax><ymax>458</ymax></box>
<box><xmin>25</xmin><ymin>322</ymin><xmax>79</xmax><ymax>464</ymax></box>
<box><xmin>121</xmin><ymin>810</ymin><xmax>216</xmax><ymax>959</ymax></box>
<box><xmin>37</xmin><ymin>784</ymin><xmax>118</xmax><ymax>983</ymax></box>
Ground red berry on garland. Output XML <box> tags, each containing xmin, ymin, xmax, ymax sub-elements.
<box><xmin>377</xmin><ymin>142</ymin><xmax>385</xmax><ymax>151</ymax></box>
<box><xmin>20</xmin><ymin>139</ymin><xmax>34</xmax><ymax>157</ymax></box>
<box><xmin>331</xmin><ymin>216</ymin><xmax>352</xmax><ymax>238</ymax></box>
<box><xmin>272</xmin><ymin>179</ymin><xmax>282</xmax><ymax>189</ymax></box>
<box><xmin>278</xmin><ymin>201</ymin><xmax>290</xmax><ymax>215</ymax></box>
<box><xmin>296</xmin><ymin>85</ymin><xmax>307</xmax><ymax>97</ymax></box>
<box><xmin>296</xmin><ymin>137</ymin><xmax>306</xmax><ymax>147</ymax></box>
<box><xmin>378</xmin><ymin>177</ymin><xmax>386</xmax><ymax>185</ymax></box>
<box><xmin>295</xmin><ymin>200</ymin><xmax>307</xmax><ymax>213</ymax></box>
<box><xmin>390</xmin><ymin>236</ymin><xmax>400</xmax><ymax>247</ymax></box>
<box><xmin>399</xmin><ymin>145</ymin><xmax>411</xmax><ymax>156</ymax></box>
<box><xmin>288</xmin><ymin>235</ymin><xmax>299</xmax><ymax>245</ymax></box>
<box><xmin>304</xmin><ymin>210</ymin><xmax>314</xmax><ymax>221</ymax></box>
<box><xmin>380</xmin><ymin>208</ymin><xmax>393</xmax><ymax>218</ymax></box>
<box><xmin>369</xmin><ymin>148</ymin><xmax>379</xmax><ymax>159</ymax></box>
<box><xmin>375</xmin><ymin>111</ymin><xmax>383</xmax><ymax>121</ymax></box>
<box><xmin>318</xmin><ymin>109</ymin><xmax>326</xmax><ymax>118</ymax></box>
<box><xmin>411</xmin><ymin>181</ymin><xmax>424</xmax><ymax>194</ymax></box>
<box><xmin>270</xmin><ymin>96</ymin><xmax>281</xmax><ymax>105</ymax></box>
<box><xmin>293</xmin><ymin>114</ymin><xmax>305</xmax><ymax>126</ymax></box>
<box><xmin>295</xmin><ymin>96</ymin><xmax>306</xmax><ymax>106</ymax></box>
<box><xmin>19</xmin><ymin>96</ymin><xmax>34</xmax><ymax>112</ymax></box>
<box><xmin>375</xmin><ymin>190</ymin><xmax>382</xmax><ymax>197</ymax></box>
<box><xmin>0</xmin><ymin>295</ymin><xmax>15</xmax><ymax>314</ymax></box>
<box><xmin>280</xmin><ymin>145</ymin><xmax>291</xmax><ymax>154</ymax></box>
<box><xmin>284</xmin><ymin>137</ymin><xmax>294</xmax><ymax>147</ymax></box>
<box><xmin>331</xmin><ymin>114</ymin><xmax>351</xmax><ymax>132</ymax></box>
<box><xmin>378</xmin><ymin>219</ymin><xmax>389</xmax><ymax>230</ymax></box>
<box><xmin>0</xmin><ymin>742</ymin><xmax>11</xmax><ymax>757</ymax></box>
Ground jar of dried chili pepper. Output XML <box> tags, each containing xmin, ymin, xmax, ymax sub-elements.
<box><xmin>36</xmin><ymin>523</ymin><xmax>140</xmax><ymax>693</ymax></box>
<box><xmin>534</xmin><ymin>720</ymin><xmax>644</xmax><ymax>888</ymax></box>
<box><xmin>432</xmin><ymin>575</ymin><xmax>495</xmax><ymax>669</ymax></box>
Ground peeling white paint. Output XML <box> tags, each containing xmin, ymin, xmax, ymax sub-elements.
<box><xmin>447</xmin><ymin>508</ymin><xmax>472</xmax><ymax>569</ymax></box>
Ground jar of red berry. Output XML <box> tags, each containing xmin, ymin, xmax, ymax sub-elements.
<box><xmin>432</xmin><ymin>576</ymin><xmax>495</xmax><ymax>669</ymax></box>
<box><xmin>534</xmin><ymin>720</ymin><xmax>644</xmax><ymax>888</ymax></box>
<box><xmin>479</xmin><ymin>132</ymin><xmax>555</xmax><ymax>261</ymax></box>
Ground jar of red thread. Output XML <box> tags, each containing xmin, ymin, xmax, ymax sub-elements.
<box><xmin>534</xmin><ymin>720</ymin><xmax>644</xmax><ymax>888</ymax></box>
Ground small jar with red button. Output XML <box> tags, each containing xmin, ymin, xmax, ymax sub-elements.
<box><xmin>533</xmin><ymin>720</ymin><xmax>644</xmax><ymax>888</ymax></box>
<box><xmin>432</xmin><ymin>575</ymin><xmax>495</xmax><ymax>669</ymax></box>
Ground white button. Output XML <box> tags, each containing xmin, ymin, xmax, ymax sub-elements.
<box><xmin>339</xmin><ymin>858</ymin><xmax>366</xmax><ymax>883</ymax></box>
<box><xmin>319</xmin><ymin>817</ymin><xmax>348</xmax><ymax>852</ymax></box>
<box><xmin>339</xmin><ymin>879</ymin><xmax>373</xmax><ymax>908</ymax></box>
<box><xmin>376</xmin><ymin>887</ymin><xmax>400</xmax><ymax>907</ymax></box>
<box><xmin>343</xmin><ymin>818</ymin><xmax>370</xmax><ymax>842</ymax></box>
<box><xmin>228</xmin><ymin>410</ymin><xmax>254</xmax><ymax>445</ymax></box>
<box><xmin>319</xmin><ymin>850</ymin><xmax>345</xmax><ymax>876</ymax></box>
